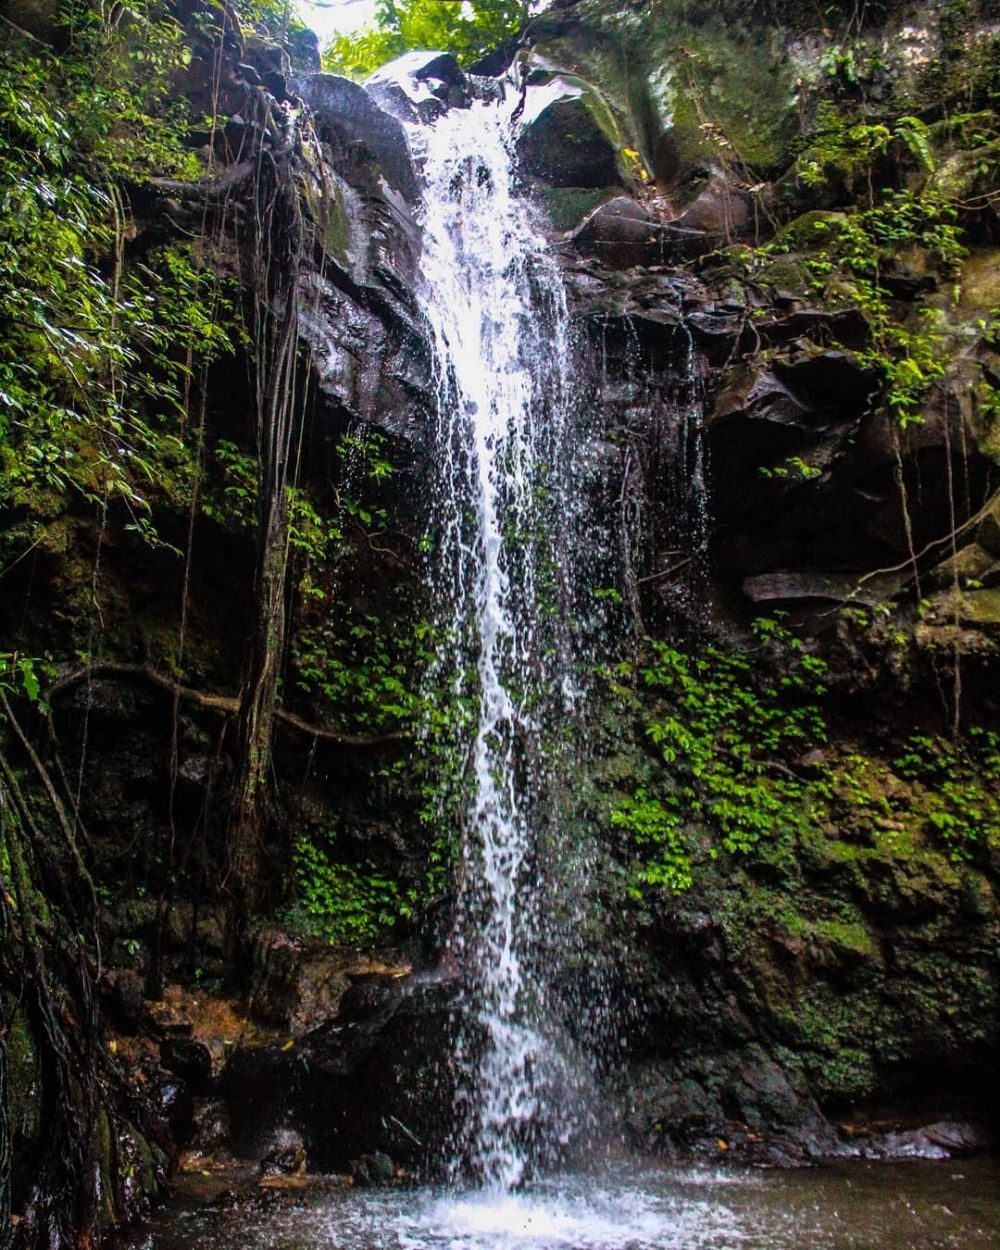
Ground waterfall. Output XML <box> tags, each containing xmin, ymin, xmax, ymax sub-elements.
<box><xmin>406</xmin><ymin>96</ymin><xmax>586</xmax><ymax>1191</ymax></box>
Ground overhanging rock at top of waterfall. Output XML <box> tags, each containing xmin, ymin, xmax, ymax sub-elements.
<box><xmin>364</xmin><ymin>51</ymin><xmax>505</xmax><ymax>124</ymax></box>
<box><xmin>365</xmin><ymin>51</ymin><xmax>468</xmax><ymax>122</ymax></box>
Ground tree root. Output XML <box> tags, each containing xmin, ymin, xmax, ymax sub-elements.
<box><xmin>46</xmin><ymin>663</ymin><xmax>408</xmax><ymax>747</ymax></box>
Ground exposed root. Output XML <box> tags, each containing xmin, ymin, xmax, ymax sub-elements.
<box><xmin>46</xmin><ymin>663</ymin><xmax>408</xmax><ymax>747</ymax></box>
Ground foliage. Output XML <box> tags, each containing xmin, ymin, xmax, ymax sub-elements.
<box><xmin>612</xmin><ymin>619</ymin><xmax>998</xmax><ymax>896</ymax></box>
<box><xmin>891</xmin><ymin>729</ymin><xmax>1000</xmax><ymax>860</ymax></box>
<box><xmin>323</xmin><ymin>0</ymin><xmax>534</xmax><ymax>78</ymax></box>
<box><xmin>0</xmin><ymin>14</ymin><xmax>236</xmax><ymax>562</ymax></box>
<box><xmin>294</xmin><ymin>610</ymin><xmax>429</xmax><ymax>730</ymax></box>
<box><xmin>290</xmin><ymin>833</ymin><xmax>415</xmax><ymax>942</ymax></box>
<box><xmin>611</xmin><ymin>618</ymin><xmax>828</xmax><ymax>894</ymax></box>
<box><xmin>762</xmin><ymin>180</ymin><xmax>965</xmax><ymax>426</ymax></box>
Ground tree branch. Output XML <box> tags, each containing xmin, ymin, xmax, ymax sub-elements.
<box><xmin>46</xmin><ymin>663</ymin><xmax>407</xmax><ymax>748</ymax></box>
<box><xmin>145</xmin><ymin>160</ymin><xmax>256</xmax><ymax>202</ymax></box>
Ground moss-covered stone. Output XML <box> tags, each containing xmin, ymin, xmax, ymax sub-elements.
<box><xmin>527</xmin><ymin>0</ymin><xmax>800</xmax><ymax>183</ymax></box>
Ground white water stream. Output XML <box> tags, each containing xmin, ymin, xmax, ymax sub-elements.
<box><xmin>406</xmin><ymin>93</ymin><xmax>583</xmax><ymax>1191</ymax></box>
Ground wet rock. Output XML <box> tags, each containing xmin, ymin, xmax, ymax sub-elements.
<box><xmin>249</xmin><ymin>937</ymin><xmax>418</xmax><ymax>1037</ymax></box>
<box><xmin>621</xmin><ymin>1046</ymin><xmax>841</xmax><ymax>1163</ymax></box>
<box><xmin>161</xmin><ymin>1038</ymin><xmax>215</xmax><ymax>1094</ymax></box>
<box><xmin>858</xmin><ymin>1118</ymin><xmax>994</xmax><ymax>1159</ymax></box>
<box><xmin>260</xmin><ymin>1128</ymin><xmax>307</xmax><ymax>1176</ymax></box>
<box><xmin>771</xmin><ymin>351</ymin><xmax>880</xmax><ymax>417</ymax></box>
<box><xmin>297</xmin><ymin>270</ymin><xmax>431</xmax><ymax>445</ymax></box>
<box><xmin>365</xmin><ymin>51</ymin><xmax>468</xmax><ymax>122</ymax></box>
<box><xmin>293</xmin><ymin>74</ymin><xmax>418</xmax><ymax>203</ymax></box>
<box><xmin>349</xmin><ymin>1151</ymin><xmax>396</xmax><ymax>1186</ymax></box>
<box><xmin>191</xmin><ymin>1097</ymin><xmax>231</xmax><ymax>1153</ymax></box>
<box><xmin>106</xmin><ymin>968</ymin><xmax>147</xmax><ymax>1034</ymax></box>
<box><xmin>225</xmin><ymin>967</ymin><xmax>459</xmax><ymax>1172</ymax></box>
<box><xmin>517</xmin><ymin>67</ymin><xmax>622</xmax><ymax>188</ymax></box>
<box><xmin>156</xmin><ymin>1076</ymin><xmax>195</xmax><ymax>1143</ymax></box>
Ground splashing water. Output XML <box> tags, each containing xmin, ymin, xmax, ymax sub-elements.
<box><xmin>406</xmin><ymin>93</ymin><xmax>584</xmax><ymax>1190</ymax></box>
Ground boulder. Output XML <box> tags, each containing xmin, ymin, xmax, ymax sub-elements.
<box><xmin>293</xmin><ymin>74</ymin><xmax>419</xmax><ymax>203</ymax></box>
<box><xmin>160</xmin><ymin>1038</ymin><xmax>215</xmax><ymax>1094</ymax></box>
<box><xmin>619</xmin><ymin>1046</ymin><xmax>841</xmax><ymax>1162</ymax></box>
<box><xmin>956</xmin><ymin>588</ymin><xmax>1000</xmax><ymax>627</ymax></box>
<box><xmin>517</xmin><ymin>68</ymin><xmax>623</xmax><ymax>188</ymax></box>
<box><xmin>224</xmin><ymin>967</ymin><xmax>460</xmax><ymax>1172</ymax></box>
<box><xmin>927</xmin><ymin>542</ymin><xmax>1000</xmax><ymax>591</ymax></box>
<box><xmin>568</xmin><ymin>195</ymin><xmax>710</xmax><ymax>268</ymax></box>
<box><xmin>674</xmin><ymin>176</ymin><xmax>752</xmax><ymax>238</ymax></box>
<box><xmin>365</xmin><ymin>50</ymin><xmax>469</xmax><ymax>122</ymax></box>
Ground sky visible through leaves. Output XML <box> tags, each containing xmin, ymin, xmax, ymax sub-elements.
<box><xmin>297</xmin><ymin>0</ymin><xmax>378</xmax><ymax>41</ymax></box>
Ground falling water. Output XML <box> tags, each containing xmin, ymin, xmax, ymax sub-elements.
<box><xmin>406</xmin><ymin>95</ymin><xmax>585</xmax><ymax>1190</ymax></box>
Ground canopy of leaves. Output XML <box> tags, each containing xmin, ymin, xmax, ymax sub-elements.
<box><xmin>323</xmin><ymin>0</ymin><xmax>534</xmax><ymax>78</ymax></box>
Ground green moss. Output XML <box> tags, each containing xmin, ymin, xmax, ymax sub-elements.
<box><xmin>533</xmin><ymin>1</ymin><xmax>799</xmax><ymax>178</ymax></box>
<box><xmin>809</xmin><ymin>918</ymin><xmax>879</xmax><ymax>961</ymax></box>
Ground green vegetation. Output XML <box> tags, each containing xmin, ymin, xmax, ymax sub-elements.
<box><xmin>611</xmin><ymin>618</ymin><xmax>828</xmax><ymax>894</ymax></box>
<box><xmin>324</xmin><ymin>0</ymin><xmax>533</xmax><ymax>77</ymax></box>
<box><xmin>892</xmin><ymin>729</ymin><xmax>1000</xmax><ymax>860</ymax></box>
<box><xmin>757</xmin><ymin>101</ymin><xmax>985</xmax><ymax>427</ymax></box>
<box><xmin>612</xmin><ymin>620</ymin><xmax>999</xmax><ymax>897</ymax></box>
<box><xmin>1</xmin><ymin>31</ymin><xmax>217</xmax><ymax>550</ymax></box>
<box><xmin>290</xmin><ymin>834</ymin><xmax>415</xmax><ymax>942</ymax></box>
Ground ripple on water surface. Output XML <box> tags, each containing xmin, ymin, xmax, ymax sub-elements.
<box><xmin>124</xmin><ymin>1159</ymin><xmax>1000</xmax><ymax>1250</ymax></box>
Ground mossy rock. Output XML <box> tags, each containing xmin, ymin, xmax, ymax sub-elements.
<box><xmin>527</xmin><ymin>0</ymin><xmax>800</xmax><ymax>183</ymax></box>
<box><xmin>956</xmin><ymin>587</ymin><xmax>1000</xmax><ymax>627</ymax></box>
<box><xmin>959</xmin><ymin>249</ymin><xmax>1000</xmax><ymax>313</ymax></box>
<box><xmin>757</xmin><ymin>252</ymin><xmax>814</xmax><ymax>298</ymax></box>
<box><xmin>772</xmin><ymin>209</ymin><xmax>848</xmax><ymax>250</ymax></box>
<box><xmin>536</xmin><ymin>185</ymin><xmax>622</xmax><ymax>232</ymax></box>
<box><xmin>931</xmin><ymin>138</ymin><xmax>1000</xmax><ymax>204</ymax></box>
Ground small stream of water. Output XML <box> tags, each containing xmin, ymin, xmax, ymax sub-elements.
<box><xmin>407</xmin><ymin>91</ymin><xmax>589</xmax><ymax>1189</ymax></box>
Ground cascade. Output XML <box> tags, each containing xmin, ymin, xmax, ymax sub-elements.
<box><xmin>405</xmin><ymin>93</ymin><xmax>587</xmax><ymax>1190</ymax></box>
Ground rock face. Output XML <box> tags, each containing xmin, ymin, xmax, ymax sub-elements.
<box><xmin>3</xmin><ymin>2</ymin><xmax>998</xmax><ymax>1224</ymax></box>
<box><xmin>219</xmin><ymin>2</ymin><xmax>996</xmax><ymax>1172</ymax></box>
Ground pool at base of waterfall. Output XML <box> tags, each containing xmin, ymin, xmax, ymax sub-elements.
<box><xmin>119</xmin><ymin>1156</ymin><xmax>999</xmax><ymax>1250</ymax></box>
